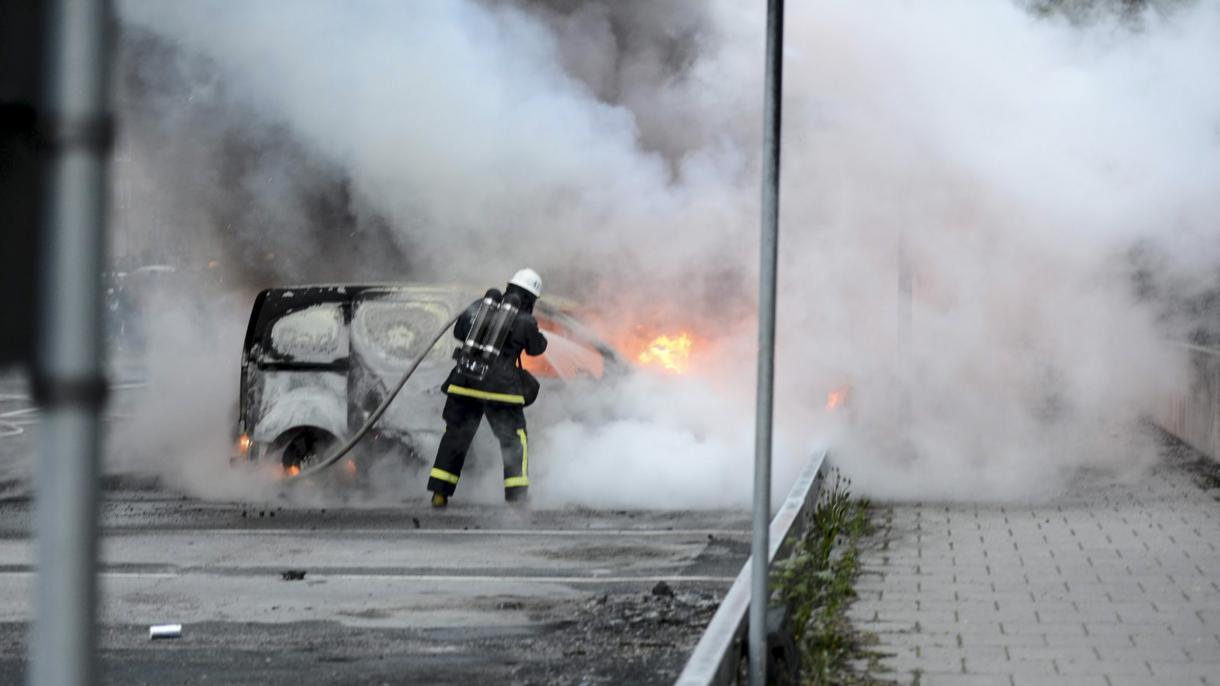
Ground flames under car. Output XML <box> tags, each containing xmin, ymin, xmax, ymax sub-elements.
<box><xmin>234</xmin><ymin>284</ymin><xmax>622</xmax><ymax>474</ymax></box>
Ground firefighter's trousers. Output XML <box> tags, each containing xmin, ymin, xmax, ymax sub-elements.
<box><xmin>427</xmin><ymin>394</ymin><xmax>529</xmax><ymax>501</ymax></box>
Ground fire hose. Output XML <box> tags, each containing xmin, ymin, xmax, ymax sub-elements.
<box><xmin>290</xmin><ymin>312</ymin><xmax>461</xmax><ymax>480</ymax></box>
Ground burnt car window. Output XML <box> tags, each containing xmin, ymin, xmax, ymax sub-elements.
<box><xmin>351</xmin><ymin>298</ymin><xmax>455</xmax><ymax>368</ymax></box>
<box><xmin>268</xmin><ymin>303</ymin><xmax>348</xmax><ymax>363</ymax></box>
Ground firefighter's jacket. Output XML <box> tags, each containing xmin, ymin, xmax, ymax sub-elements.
<box><xmin>444</xmin><ymin>298</ymin><xmax>548</xmax><ymax>405</ymax></box>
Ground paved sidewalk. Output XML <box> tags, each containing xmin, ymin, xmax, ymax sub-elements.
<box><xmin>850</xmin><ymin>444</ymin><xmax>1220</xmax><ymax>686</ymax></box>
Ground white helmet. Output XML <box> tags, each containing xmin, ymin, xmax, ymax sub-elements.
<box><xmin>508</xmin><ymin>268</ymin><xmax>542</xmax><ymax>297</ymax></box>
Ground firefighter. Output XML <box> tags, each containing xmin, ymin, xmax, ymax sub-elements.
<box><xmin>427</xmin><ymin>269</ymin><xmax>547</xmax><ymax>507</ymax></box>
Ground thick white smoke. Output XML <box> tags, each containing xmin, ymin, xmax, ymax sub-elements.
<box><xmin>771</xmin><ymin>1</ymin><xmax>1220</xmax><ymax>499</ymax></box>
<box><xmin>110</xmin><ymin>0</ymin><xmax>1220</xmax><ymax>505</ymax></box>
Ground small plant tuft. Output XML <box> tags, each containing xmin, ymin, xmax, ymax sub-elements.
<box><xmin>772</xmin><ymin>469</ymin><xmax>890</xmax><ymax>685</ymax></box>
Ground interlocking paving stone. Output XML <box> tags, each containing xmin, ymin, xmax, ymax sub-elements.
<box><xmin>851</xmin><ymin>444</ymin><xmax>1220</xmax><ymax>685</ymax></box>
<box><xmin>1011</xmin><ymin>676</ymin><xmax>1108</xmax><ymax>686</ymax></box>
<box><xmin>1108</xmin><ymin>678</ymin><xmax>1203</xmax><ymax>686</ymax></box>
<box><xmin>920</xmin><ymin>675</ymin><xmax>1010</xmax><ymax>686</ymax></box>
<box><xmin>1147</xmin><ymin>660</ymin><xmax>1220</xmax><ymax>679</ymax></box>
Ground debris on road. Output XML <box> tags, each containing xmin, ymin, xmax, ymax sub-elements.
<box><xmin>148</xmin><ymin>624</ymin><xmax>182</xmax><ymax>640</ymax></box>
<box><xmin>513</xmin><ymin>588</ymin><xmax>722</xmax><ymax>682</ymax></box>
<box><xmin>650</xmin><ymin>580</ymin><xmax>674</xmax><ymax>598</ymax></box>
<box><xmin>582</xmin><ymin>589</ymin><xmax>718</xmax><ymax>635</ymax></box>
<box><xmin>280</xmin><ymin>570</ymin><xmax>307</xmax><ymax>581</ymax></box>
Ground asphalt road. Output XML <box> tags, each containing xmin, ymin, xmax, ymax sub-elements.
<box><xmin>0</xmin><ymin>375</ymin><xmax>751</xmax><ymax>685</ymax></box>
<box><xmin>0</xmin><ymin>375</ymin><xmax>35</xmax><ymax>498</ymax></box>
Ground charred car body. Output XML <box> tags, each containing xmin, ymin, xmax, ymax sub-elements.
<box><xmin>235</xmin><ymin>284</ymin><xmax>619</xmax><ymax>473</ymax></box>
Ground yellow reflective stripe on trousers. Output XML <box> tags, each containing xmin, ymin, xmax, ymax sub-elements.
<box><xmin>505</xmin><ymin>429</ymin><xmax>529</xmax><ymax>488</ymax></box>
<box><xmin>446</xmin><ymin>385</ymin><xmax>526</xmax><ymax>405</ymax></box>
<box><xmin>429</xmin><ymin>468</ymin><xmax>460</xmax><ymax>485</ymax></box>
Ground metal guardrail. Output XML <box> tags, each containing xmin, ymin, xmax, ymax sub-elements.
<box><xmin>675</xmin><ymin>449</ymin><xmax>828</xmax><ymax>686</ymax></box>
<box><xmin>1157</xmin><ymin>342</ymin><xmax>1220</xmax><ymax>461</ymax></box>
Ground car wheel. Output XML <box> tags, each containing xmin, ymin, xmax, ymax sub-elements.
<box><xmin>277</xmin><ymin>427</ymin><xmax>338</xmax><ymax>471</ymax></box>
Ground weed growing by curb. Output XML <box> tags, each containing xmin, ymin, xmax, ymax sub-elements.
<box><xmin>772</xmin><ymin>470</ymin><xmax>887</xmax><ymax>685</ymax></box>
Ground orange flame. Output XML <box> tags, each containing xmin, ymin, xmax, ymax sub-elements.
<box><xmin>285</xmin><ymin>465</ymin><xmax>301</xmax><ymax>477</ymax></box>
<box><xmin>825</xmin><ymin>388</ymin><xmax>848</xmax><ymax>410</ymax></box>
<box><xmin>637</xmin><ymin>333</ymin><xmax>693</xmax><ymax>374</ymax></box>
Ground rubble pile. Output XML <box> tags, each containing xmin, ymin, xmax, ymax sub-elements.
<box><xmin>522</xmin><ymin>585</ymin><xmax>722</xmax><ymax>684</ymax></box>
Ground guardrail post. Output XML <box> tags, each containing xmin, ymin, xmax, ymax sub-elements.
<box><xmin>675</xmin><ymin>451</ymin><xmax>826</xmax><ymax>686</ymax></box>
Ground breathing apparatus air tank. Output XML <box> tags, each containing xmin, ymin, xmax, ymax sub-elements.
<box><xmin>455</xmin><ymin>292</ymin><xmax>521</xmax><ymax>381</ymax></box>
<box><xmin>461</xmin><ymin>290</ymin><xmax>500</xmax><ymax>351</ymax></box>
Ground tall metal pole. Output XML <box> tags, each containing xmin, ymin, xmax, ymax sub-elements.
<box><xmin>750</xmin><ymin>1</ymin><xmax>784</xmax><ymax>684</ymax></box>
<box><xmin>29</xmin><ymin>1</ymin><xmax>113</xmax><ymax>685</ymax></box>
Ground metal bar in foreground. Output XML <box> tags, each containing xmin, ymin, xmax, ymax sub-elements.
<box><xmin>676</xmin><ymin>449</ymin><xmax>826</xmax><ymax>686</ymax></box>
<box><xmin>29</xmin><ymin>1</ymin><xmax>114</xmax><ymax>685</ymax></box>
<box><xmin>751</xmin><ymin>1</ymin><xmax>786</xmax><ymax>684</ymax></box>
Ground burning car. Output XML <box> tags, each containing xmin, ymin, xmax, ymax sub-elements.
<box><xmin>234</xmin><ymin>283</ymin><xmax>622</xmax><ymax>474</ymax></box>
